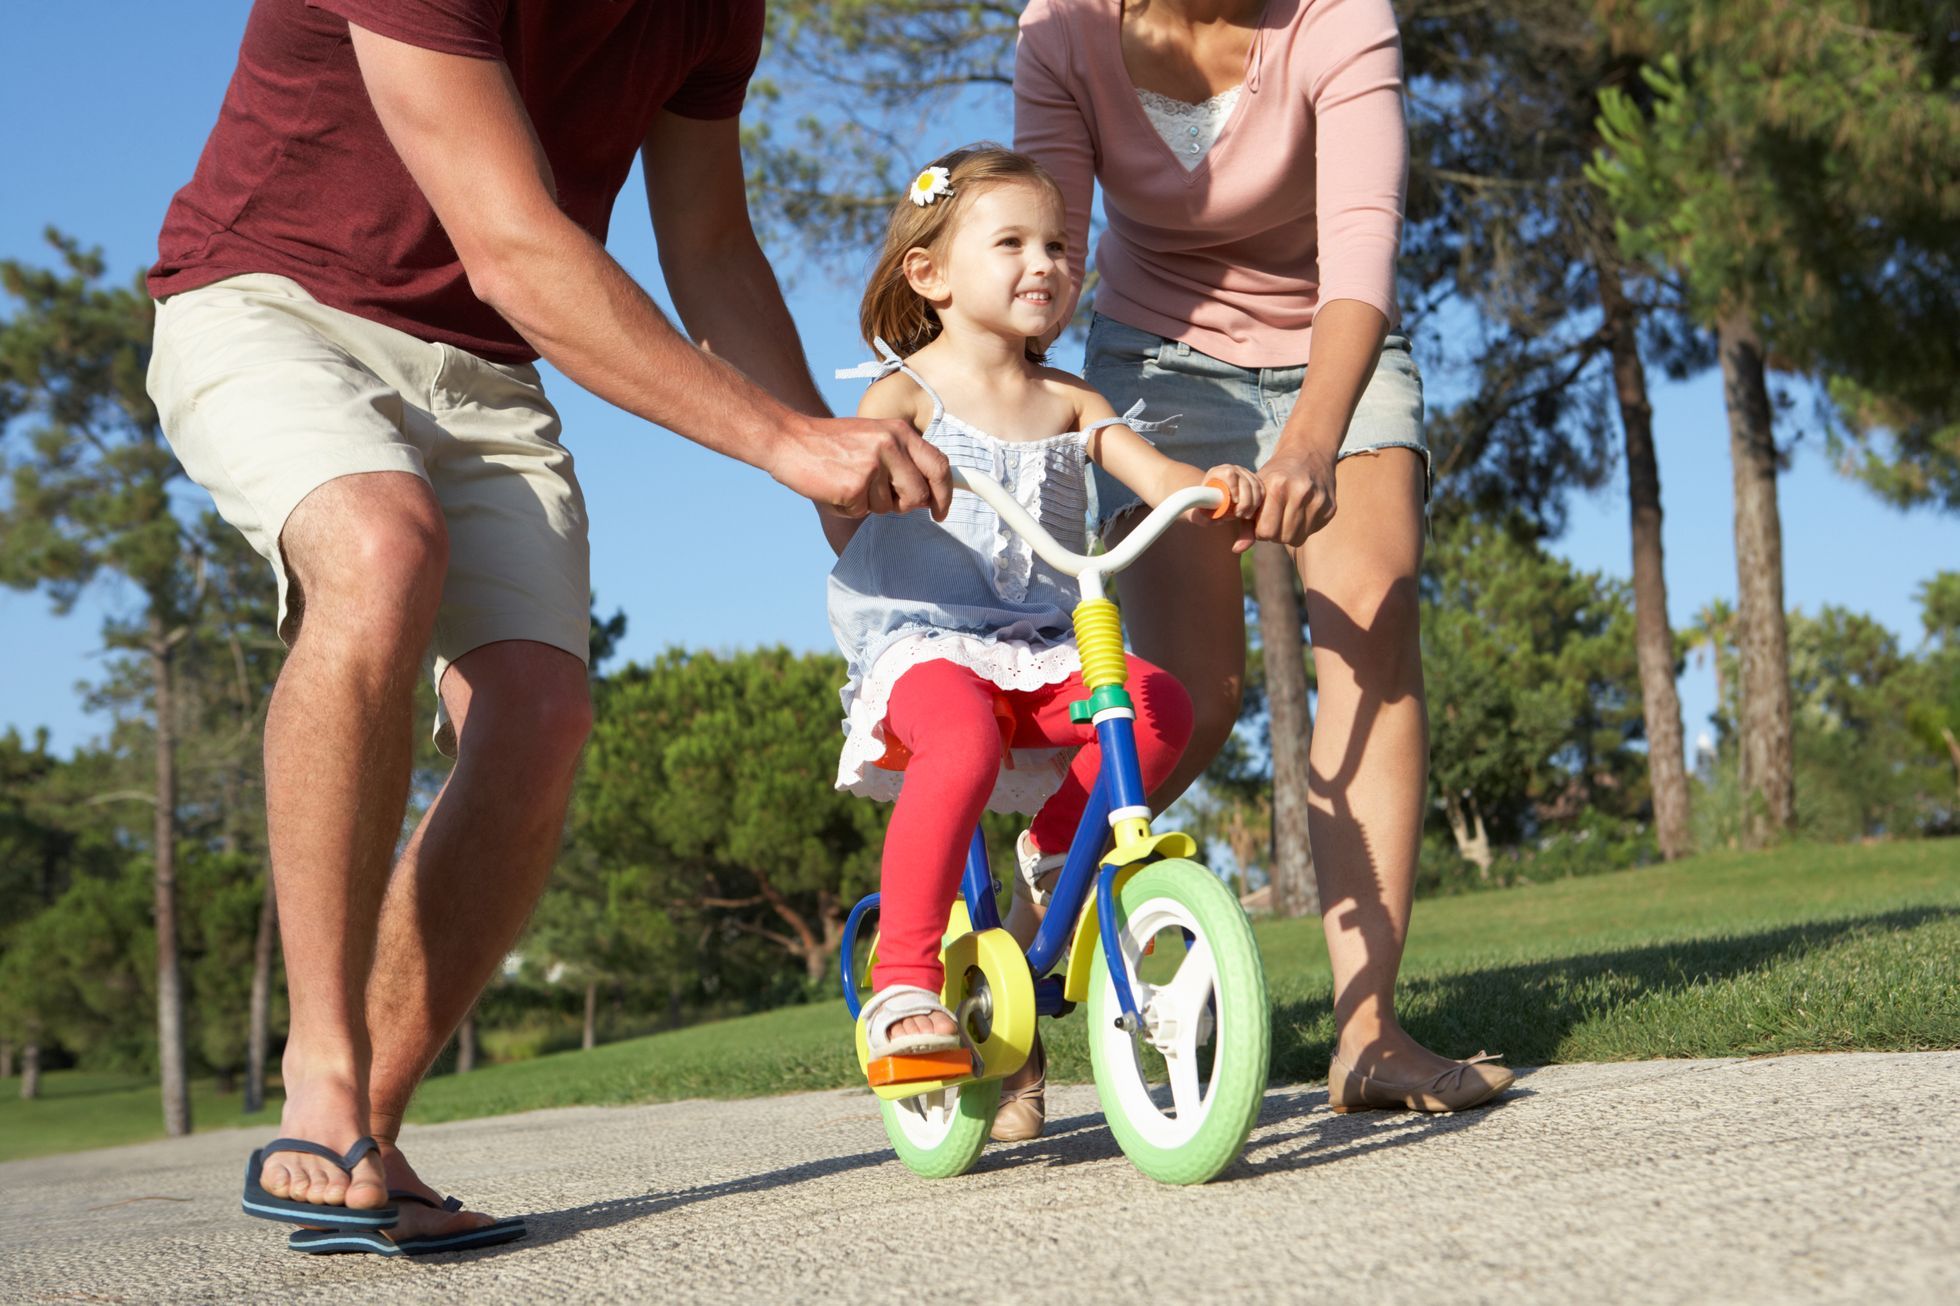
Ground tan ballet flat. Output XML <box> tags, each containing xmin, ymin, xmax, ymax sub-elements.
<box><xmin>990</xmin><ymin>1034</ymin><xmax>1047</xmax><ymax>1142</ymax></box>
<box><xmin>1326</xmin><ymin>1049</ymin><xmax>1513</xmax><ymax>1114</ymax></box>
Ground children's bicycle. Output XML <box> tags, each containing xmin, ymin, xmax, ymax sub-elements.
<box><xmin>839</xmin><ymin>470</ymin><xmax>1271</xmax><ymax>1186</ymax></box>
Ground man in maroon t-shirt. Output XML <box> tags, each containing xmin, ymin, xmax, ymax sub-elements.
<box><xmin>148</xmin><ymin>0</ymin><xmax>950</xmax><ymax>1252</ymax></box>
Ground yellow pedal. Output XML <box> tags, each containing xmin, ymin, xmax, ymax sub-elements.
<box><xmin>867</xmin><ymin>1048</ymin><xmax>975</xmax><ymax>1088</ymax></box>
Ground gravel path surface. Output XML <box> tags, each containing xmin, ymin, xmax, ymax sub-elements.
<box><xmin>5</xmin><ymin>1052</ymin><xmax>1956</xmax><ymax>1304</ymax></box>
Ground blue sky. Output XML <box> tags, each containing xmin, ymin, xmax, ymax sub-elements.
<box><xmin>2</xmin><ymin>3</ymin><xmax>1954</xmax><ymax>764</ymax></box>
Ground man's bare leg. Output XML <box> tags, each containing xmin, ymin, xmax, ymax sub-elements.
<box><xmin>362</xmin><ymin>640</ymin><xmax>591</xmax><ymax>1234</ymax></box>
<box><xmin>257</xmin><ymin>472</ymin><xmax>448</xmax><ymax>1211</ymax></box>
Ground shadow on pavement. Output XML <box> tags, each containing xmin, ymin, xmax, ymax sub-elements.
<box><xmin>1225</xmin><ymin>1080</ymin><xmax>1528</xmax><ymax>1179</ymax></box>
<box><xmin>498</xmin><ymin>1144</ymin><xmax>898</xmax><ymax>1255</ymax></box>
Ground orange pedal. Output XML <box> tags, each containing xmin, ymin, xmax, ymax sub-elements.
<box><xmin>867</xmin><ymin>1048</ymin><xmax>974</xmax><ymax>1088</ymax></box>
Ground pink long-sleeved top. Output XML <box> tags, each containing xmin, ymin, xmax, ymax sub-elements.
<box><xmin>1014</xmin><ymin>0</ymin><xmax>1407</xmax><ymax>369</ymax></box>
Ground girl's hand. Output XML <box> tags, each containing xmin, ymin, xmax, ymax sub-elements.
<box><xmin>1255</xmin><ymin>442</ymin><xmax>1338</xmax><ymax>547</ymax></box>
<box><xmin>1198</xmin><ymin>464</ymin><xmax>1263</xmax><ymax>554</ymax></box>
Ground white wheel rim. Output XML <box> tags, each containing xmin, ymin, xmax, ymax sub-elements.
<box><xmin>888</xmin><ymin>1086</ymin><xmax>965</xmax><ymax>1148</ymax></box>
<box><xmin>1093</xmin><ymin>893</ymin><xmax>1221</xmax><ymax>1149</ymax></box>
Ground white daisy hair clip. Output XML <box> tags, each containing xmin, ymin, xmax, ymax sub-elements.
<box><xmin>908</xmin><ymin>165</ymin><xmax>954</xmax><ymax>207</ymax></box>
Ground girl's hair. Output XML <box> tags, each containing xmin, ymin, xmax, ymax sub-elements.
<box><xmin>859</xmin><ymin>143</ymin><xmax>1066</xmax><ymax>364</ymax></box>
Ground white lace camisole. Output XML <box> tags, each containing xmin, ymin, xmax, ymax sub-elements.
<box><xmin>1136</xmin><ymin>84</ymin><xmax>1243</xmax><ymax>170</ymax></box>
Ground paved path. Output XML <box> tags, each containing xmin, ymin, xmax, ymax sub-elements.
<box><xmin>4</xmin><ymin>1053</ymin><xmax>1956</xmax><ymax>1304</ymax></box>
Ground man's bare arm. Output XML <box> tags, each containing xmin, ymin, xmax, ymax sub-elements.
<box><xmin>641</xmin><ymin>110</ymin><xmax>860</xmax><ymax>550</ymax></box>
<box><xmin>643</xmin><ymin>111</ymin><xmax>829</xmax><ymax>413</ymax></box>
<box><xmin>346</xmin><ymin>25</ymin><xmax>948</xmax><ymax>519</ymax></box>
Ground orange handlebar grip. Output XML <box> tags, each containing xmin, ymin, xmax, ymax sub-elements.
<box><xmin>1204</xmin><ymin>476</ymin><xmax>1234</xmax><ymax>520</ymax></box>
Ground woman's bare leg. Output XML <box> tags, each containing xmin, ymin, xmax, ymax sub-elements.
<box><xmin>1112</xmin><ymin>513</ymin><xmax>1251</xmax><ymax>807</ymax></box>
<box><xmin>1006</xmin><ymin>511</ymin><xmax>1245</xmax><ymax>952</ymax></box>
<box><xmin>1297</xmin><ymin>449</ymin><xmax>1459</xmax><ymax>1078</ymax></box>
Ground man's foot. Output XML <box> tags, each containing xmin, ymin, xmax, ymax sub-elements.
<box><xmin>258</xmin><ymin>1073</ymin><xmax>388</xmax><ymax>1212</ymax></box>
<box><xmin>369</xmin><ymin>1137</ymin><xmax>497</xmax><ymax>1241</ymax></box>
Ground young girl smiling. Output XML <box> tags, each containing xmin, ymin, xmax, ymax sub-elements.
<box><xmin>828</xmin><ymin>145</ymin><xmax>1262</xmax><ymax>1138</ymax></box>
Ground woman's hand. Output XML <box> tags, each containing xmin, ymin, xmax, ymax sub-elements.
<box><xmin>1255</xmin><ymin>441</ymin><xmax>1338</xmax><ymax>547</ymax></box>
<box><xmin>1196</xmin><ymin>463</ymin><xmax>1264</xmax><ymax>554</ymax></box>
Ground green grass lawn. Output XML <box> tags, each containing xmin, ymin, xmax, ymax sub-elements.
<box><xmin>0</xmin><ymin>1072</ymin><xmax>280</xmax><ymax>1161</ymax></box>
<box><xmin>4</xmin><ymin>839</ymin><xmax>1955</xmax><ymax>1162</ymax></box>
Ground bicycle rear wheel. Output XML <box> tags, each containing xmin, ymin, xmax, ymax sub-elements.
<box><xmin>880</xmin><ymin>1079</ymin><xmax>1001</xmax><ymax>1179</ymax></box>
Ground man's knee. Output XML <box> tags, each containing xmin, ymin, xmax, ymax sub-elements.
<box><xmin>285</xmin><ymin>475</ymin><xmax>449</xmax><ymax>635</ymax></box>
<box><xmin>449</xmin><ymin>649</ymin><xmax>591</xmax><ymax>771</ymax></box>
<box><xmin>535</xmin><ymin>675</ymin><xmax>595</xmax><ymax>765</ymax></box>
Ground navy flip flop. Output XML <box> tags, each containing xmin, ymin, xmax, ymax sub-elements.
<box><xmin>287</xmin><ymin>1191</ymin><xmax>527</xmax><ymax>1256</ymax></box>
<box><xmin>241</xmin><ymin>1137</ymin><xmax>399</xmax><ymax>1229</ymax></box>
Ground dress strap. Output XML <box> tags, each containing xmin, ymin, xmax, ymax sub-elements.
<box><xmin>1082</xmin><ymin>399</ymin><xmax>1179</xmax><ymax>440</ymax></box>
<box><xmin>834</xmin><ymin>337</ymin><xmax>948</xmax><ymax>430</ymax></box>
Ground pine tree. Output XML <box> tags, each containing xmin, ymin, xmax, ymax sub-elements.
<box><xmin>1590</xmin><ymin>0</ymin><xmax>1960</xmax><ymax>845</ymax></box>
<box><xmin>1401</xmin><ymin>0</ymin><xmax>1702</xmax><ymax>858</ymax></box>
<box><xmin>0</xmin><ymin>232</ymin><xmax>198</xmax><ymax>1133</ymax></box>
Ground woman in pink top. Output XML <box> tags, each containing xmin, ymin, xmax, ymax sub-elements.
<box><xmin>1014</xmin><ymin>0</ymin><xmax>1512</xmax><ymax>1118</ymax></box>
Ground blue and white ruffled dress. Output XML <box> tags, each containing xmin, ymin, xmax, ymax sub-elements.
<box><xmin>827</xmin><ymin>341</ymin><xmax>1161</xmax><ymax>813</ymax></box>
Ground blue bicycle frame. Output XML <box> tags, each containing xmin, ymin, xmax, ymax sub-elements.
<box><xmin>839</xmin><ymin>707</ymin><xmax>1150</xmax><ymax>1028</ymax></box>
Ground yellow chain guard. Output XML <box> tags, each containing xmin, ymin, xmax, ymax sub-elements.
<box><xmin>856</xmin><ymin>906</ymin><xmax>1034</xmax><ymax>1101</ymax></box>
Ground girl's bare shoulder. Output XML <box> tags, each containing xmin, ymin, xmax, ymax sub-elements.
<box><xmin>858</xmin><ymin>369</ymin><xmax>932</xmax><ymax>427</ymax></box>
<box><xmin>1034</xmin><ymin>367</ymin><xmax>1118</xmax><ymax>426</ymax></box>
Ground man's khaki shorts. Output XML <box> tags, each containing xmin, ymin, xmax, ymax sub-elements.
<box><xmin>148</xmin><ymin>273</ymin><xmax>589</xmax><ymax>755</ymax></box>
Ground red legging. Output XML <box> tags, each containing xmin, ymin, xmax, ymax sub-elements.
<box><xmin>871</xmin><ymin>655</ymin><xmax>1193</xmax><ymax>993</ymax></box>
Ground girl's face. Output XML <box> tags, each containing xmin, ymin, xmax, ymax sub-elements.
<box><xmin>909</xmin><ymin>180</ymin><xmax>1072</xmax><ymax>344</ymax></box>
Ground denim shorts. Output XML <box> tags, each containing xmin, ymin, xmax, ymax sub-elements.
<box><xmin>1081</xmin><ymin>313</ymin><xmax>1429</xmax><ymax>531</ymax></box>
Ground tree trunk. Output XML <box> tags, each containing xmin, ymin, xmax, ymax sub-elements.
<box><xmin>1941</xmin><ymin>727</ymin><xmax>1960</xmax><ymax>804</ymax></box>
<box><xmin>456</xmin><ymin>1010</ymin><xmax>478</xmax><ymax>1073</ymax></box>
<box><xmin>582</xmin><ymin>981</ymin><xmax>598</xmax><ymax>1051</ymax></box>
<box><xmin>20</xmin><ymin>1044</ymin><xmax>40</xmax><ymax>1101</ymax></box>
<box><xmin>1251</xmin><ymin>542</ymin><xmax>1319</xmax><ymax>918</ymax></box>
<box><xmin>1223</xmin><ymin>797</ymin><xmax>1268</xmax><ymax>904</ymax></box>
<box><xmin>665</xmin><ymin>982</ymin><xmax>685</xmax><ymax>1031</ymax></box>
<box><xmin>1600</xmin><ymin>266</ymin><xmax>1694</xmax><ymax>860</ymax></box>
<box><xmin>244</xmin><ymin>871</ymin><xmax>277</xmax><ymax>1114</ymax></box>
<box><xmin>1717</xmin><ymin>315</ymin><xmax>1796</xmax><ymax>846</ymax></box>
<box><xmin>152</xmin><ymin>630</ymin><xmax>192</xmax><ymax>1137</ymax></box>
<box><xmin>1710</xmin><ymin>630</ymin><xmax>1728</xmax><ymax>720</ymax></box>
<box><xmin>1443</xmin><ymin>790</ymin><xmax>1494</xmax><ymax>877</ymax></box>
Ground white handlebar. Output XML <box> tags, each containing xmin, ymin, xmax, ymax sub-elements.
<box><xmin>951</xmin><ymin>468</ymin><xmax>1224</xmax><ymax>601</ymax></box>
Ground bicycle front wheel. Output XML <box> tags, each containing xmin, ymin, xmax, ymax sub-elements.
<box><xmin>1086</xmin><ymin>860</ymin><xmax>1270</xmax><ymax>1184</ymax></box>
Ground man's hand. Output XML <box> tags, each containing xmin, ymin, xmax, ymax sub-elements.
<box><xmin>1255</xmin><ymin>441</ymin><xmax>1339</xmax><ymax>547</ymax></box>
<box><xmin>771</xmin><ymin>414</ymin><xmax>953</xmax><ymax>519</ymax></box>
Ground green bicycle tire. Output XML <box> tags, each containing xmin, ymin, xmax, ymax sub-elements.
<box><xmin>879</xmin><ymin>1077</ymin><xmax>1001</xmax><ymax>1179</ymax></box>
<box><xmin>1086</xmin><ymin>860</ymin><xmax>1271</xmax><ymax>1185</ymax></box>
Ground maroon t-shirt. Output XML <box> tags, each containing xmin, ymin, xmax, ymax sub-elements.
<box><xmin>149</xmin><ymin>0</ymin><xmax>764</xmax><ymax>364</ymax></box>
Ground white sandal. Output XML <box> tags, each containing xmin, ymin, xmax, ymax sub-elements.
<box><xmin>862</xmin><ymin>984</ymin><xmax>964</xmax><ymax>1060</ymax></box>
<box><xmin>1014</xmin><ymin>830</ymin><xmax>1067</xmax><ymax>909</ymax></box>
